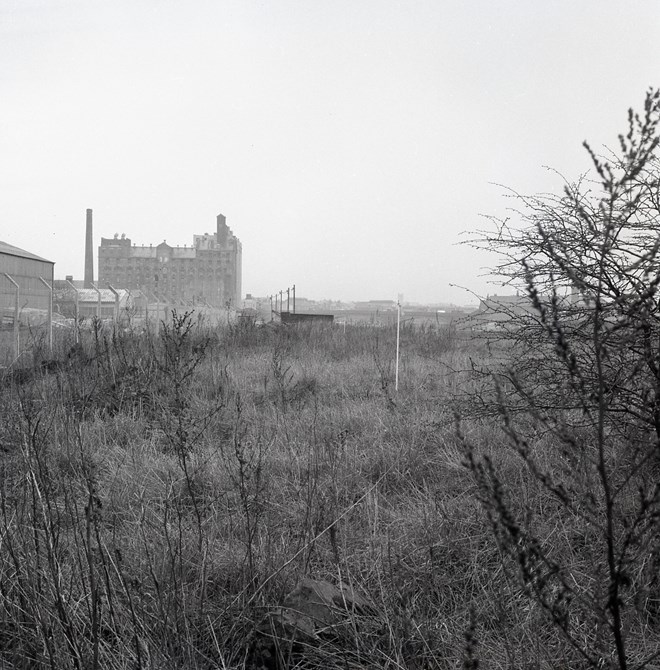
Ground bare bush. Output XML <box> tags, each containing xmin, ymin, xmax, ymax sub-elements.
<box><xmin>461</xmin><ymin>89</ymin><xmax>660</xmax><ymax>669</ymax></box>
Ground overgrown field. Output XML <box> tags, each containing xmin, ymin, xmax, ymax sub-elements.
<box><xmin>0</xmin><ymin>315</ymin><xmax>657</xmax><ymax>669</ymax></box>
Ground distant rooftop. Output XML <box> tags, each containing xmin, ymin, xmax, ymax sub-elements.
<box><xmin>57</xmin><ymin>288</ymin><xmax>130</xmax><ymax>302</ymax></box>
<box><xmin>0</xmin><ymin>240</ymin><xmax>54</xmax><ymax>264</ymax></box>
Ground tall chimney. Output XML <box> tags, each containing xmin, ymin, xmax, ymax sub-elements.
<box><xmin>84</xmin><ymin>208</ymin><xmax>94</xmax><ymax>288</ymax></box>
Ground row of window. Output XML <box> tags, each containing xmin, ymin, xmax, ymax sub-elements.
<box><xmin>100</xmin><ymin>257</ymin><xmax>233</xmax><ymax>266</ymax></box>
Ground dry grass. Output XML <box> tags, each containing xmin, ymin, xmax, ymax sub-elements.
<box><xmin>0</xmin><ymin>316</ymin><xmax>656</xmax><ymax>668</ymax></box>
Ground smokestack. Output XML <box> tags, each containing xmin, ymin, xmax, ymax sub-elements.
<box><xmin>84</xmin><ymin>208</ymin><xmax>94</xmax><ymax>288</ymax></box>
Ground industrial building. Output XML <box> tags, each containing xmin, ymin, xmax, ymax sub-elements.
<box><xmin>53</xmin><ymin>287</ymin><xmax>140</xmax><ymax>322</ymax></box>
<box><xmin>97</xmin><ymin>214</ymin><xmax>242</xmax><ymax>308</ymax></box>
<box><xmin>0</xmin><ymin>240</ymin><xmax>54</xmax><ymax>327</ymax></box>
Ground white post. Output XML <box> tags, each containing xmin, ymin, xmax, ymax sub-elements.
<box><xmin>395</xmin><ymin>300</ymin><xmax>401</xmax><ymax>392</ymax></box>
<box><xmin>39</xmin><ymin>277</ymin><xmax>53</xmax><ymax>353</ymax></box>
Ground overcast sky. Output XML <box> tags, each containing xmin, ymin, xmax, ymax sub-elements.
<box><xmin>2</xmin><ymin>1</ymin><xmax>659</xmax><ymax>304</ymax></box>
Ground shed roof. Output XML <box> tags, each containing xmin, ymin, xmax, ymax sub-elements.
<box><xmin>75</xmin><ymin>289</ymin><xmax>129</xmax><ymax>303</ymax></box>
<box><xmin>0</xmin><ymin>240</ymin><xmax>54</xmax><ymax>264</ymax></box>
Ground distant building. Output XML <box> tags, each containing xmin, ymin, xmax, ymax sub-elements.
<box><xmin>0</xmin><ymin>240</ymin><xmax>54</xmax><ymax>326</ymax></box>
<box><xmin>53</xmin><ymin>287</ymin><xmax>140</xmax><ymax>321</ymax></box>
<box><xmin>353</xmin><ymin>300</ymin><xmax>398</xmax><ymax>311</ymax></box>
<box><xmin>465</xmin><ymin>294</ymin><xmax>540</xmax><ymax>331</ymax></box>
<box><xmin>97</xmin><ymin>214</ymin><xmax>242</xmax><ymax>308</ymax></box>
<box><xmin>280</xmin><ymin>312</ymin><xmax>334</xmax><ymax>325</ymax></box>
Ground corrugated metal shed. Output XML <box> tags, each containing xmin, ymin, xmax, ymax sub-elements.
<box><xmin>0</xmin><ymin>240</ymin><xmax>53</xmax><ymax>265</ymax></box>
<box><xmin>1</xmin><ymin>240</ymin><xmax>55</xmax><ymax>332</ymax></box>
<box><xmin>75</xmin><ymin>288</ymin><xmax>128</xmax><ymax>303</ymax></box>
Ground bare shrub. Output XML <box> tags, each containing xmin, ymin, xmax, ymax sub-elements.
<box><xmin>461</xmin><ymin>89</ymin><xmax>660</xmax><ymax>669</ymax></box>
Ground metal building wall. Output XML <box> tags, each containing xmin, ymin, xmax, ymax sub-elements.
<box><xmin>0</xmin><ymin>251</ymin><xmax>54</xmax><ymax>320</ymax></box>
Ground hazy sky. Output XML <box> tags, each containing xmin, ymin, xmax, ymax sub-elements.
<box><xmin>2</xmin><ymin>1</ymin><xmax>659</xmax><ymax>304</ymax></box>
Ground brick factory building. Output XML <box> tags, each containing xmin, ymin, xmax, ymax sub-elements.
<box><xmin>98</xmin><ymin>214</ymin><xmax>242</xmax><ymax>308</ymax></box>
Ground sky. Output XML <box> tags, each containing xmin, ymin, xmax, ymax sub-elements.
<box><xmin>2</xmin><ymin>1</ymin><xmax>660</xmax><ymax>305</ymax></box>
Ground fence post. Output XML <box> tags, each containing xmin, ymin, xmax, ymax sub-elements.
<box><xmin>146</xmin><ymin>292</ymin><xmax>151</xmax><ymax>330</ymax></box>
<box><xmin>66</xmin><ymin>280</ymin><xmax>80</xmax><ymax>344</ymax></box>
<box><xmin>139</xmin><ymin>286</ymin><xmax>149</xmax><ymax>331</ymax></box>
<box><xmin>155</xmin><ymin>293</ymin><xmax>162</xmax><ymax>327</ymax></box>
<box><xmin>3</xmin><ymin>273</ymin><xmax>20</xmax><ymax>361</ymax></box>
<box><xmin>91</xmin><ymin>283</ymin><xmax>102</xmax><ymax>319</ymax></box>
<box><xmin>108</xmin><ymin>284</ymin><xmax>120</xmax><ymax>326</ymax></box>
<box><xmin>39</xmin><ymin>277</ymin><xmax>53</xmax><ymax>354</ymax></box>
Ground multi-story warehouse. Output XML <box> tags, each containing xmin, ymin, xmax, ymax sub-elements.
<box><xmin>98</xmin><ymin>214</ymin><xmax>242</xmax><ymax>308</ymax></box>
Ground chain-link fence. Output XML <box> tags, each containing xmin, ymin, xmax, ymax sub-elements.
<box><xmin>0</xmin><ymin>272</ymin><xmax>55</xmax><ymax>366</ymax></box>
<box><xmin>0</xmin><ymin>277</ymin><xmax>238</xmax><ymax>369</ymax></box>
